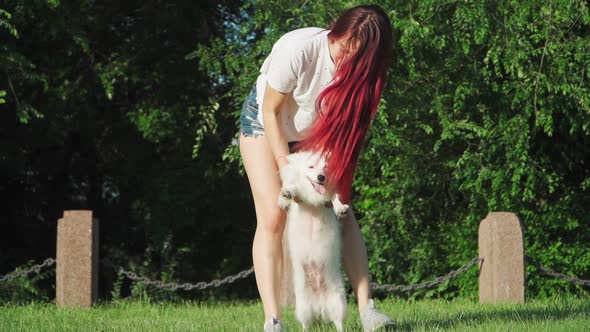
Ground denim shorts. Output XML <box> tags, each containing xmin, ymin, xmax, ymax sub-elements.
<box><xmin>240</xmin><ymin>86</ymin><xmax>265</xmax><ymax>138</ymax></box>
<box><xmin>239</xmin><ymin>86</ymin><xmax>299</xmax><ymax>152</ymax></box>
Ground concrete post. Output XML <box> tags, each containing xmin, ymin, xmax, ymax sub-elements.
<box><xmin>478</xmin><ymin>212</ymin><xmax>525</xmax><ymax>303</ymax></box>
<box><xmin>56</xmin><ymin>210</ymin><xmax>98</xmax><ymax>307</ymax></box>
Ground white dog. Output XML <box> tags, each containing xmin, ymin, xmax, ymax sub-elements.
<box><xmin>278</xmin><ymin>151</ymin><xmax>349</xmax><ymax>332</ymax></box>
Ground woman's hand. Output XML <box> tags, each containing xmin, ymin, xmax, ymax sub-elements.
<box><xmin>276</xmin><ymin>154</ymin><xmax>289</xmax><ymax>169</ymax></box>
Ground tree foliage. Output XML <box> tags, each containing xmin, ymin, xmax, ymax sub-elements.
<box><xmin>0</xmin><ymin>0</ymin><xmax>255</xmax><ymax>301</ymax></box>
<box><xmin>197</xmin><ymin>0</ymin><xmax>590</xmax><ymax>299</ymax></box>
<box><xmin>1</xmin><ymin>0</ymin><xmax>589</xmax><ymax>301</ymax></box>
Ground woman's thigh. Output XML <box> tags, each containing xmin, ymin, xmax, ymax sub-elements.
<box><xmin>239</xmin><ymin>134</ymin><xmax>285</xmax><ymax>230</ymax></box>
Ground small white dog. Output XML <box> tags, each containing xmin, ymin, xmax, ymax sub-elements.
<box><xmin>278</xmin><ymin>151</ymin><xmax>349</xmax><ymax>332</ymax></box>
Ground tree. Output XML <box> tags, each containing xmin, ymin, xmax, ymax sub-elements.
<box><xmin>0</xmin><ymin>0</ymin><xmax>254</xmax><ymax>301</ymax></box>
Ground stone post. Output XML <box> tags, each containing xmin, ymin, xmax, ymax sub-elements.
<box><xmin>56</xmin><ymin>210</ymin><xmax>98</xmax><ymax>307</ymax></box>
<box><xmin>478</xmin><ymin>212</ymin><xmax>525</xmax><ymax>303</ymax></box>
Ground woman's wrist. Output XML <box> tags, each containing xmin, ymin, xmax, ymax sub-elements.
<box><xmin>276</xmin><ymin>154</ymin><xmax>289</xmax><ymax>167</ymax></box>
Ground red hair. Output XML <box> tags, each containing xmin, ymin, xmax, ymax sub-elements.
<box><xmin>295</xmin><ymin>5</ymin><xmax>393</xmax><ymax>203</ymax></box>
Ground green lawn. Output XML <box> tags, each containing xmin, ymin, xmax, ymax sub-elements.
<box><xmin>1</xmin><ymin>297</ymin><xmax>589</xmax><ymax>331</ymax></box>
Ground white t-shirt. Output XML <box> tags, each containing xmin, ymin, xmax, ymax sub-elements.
<box><xmin>256</xmin><ymin>27</ymin><xmax>336</xmax><ymax>141</ymax></box>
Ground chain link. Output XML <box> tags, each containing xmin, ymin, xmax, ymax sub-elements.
<box><xmin>0</xmin><ymin>258</ymin><xmax>56</xmax><ymax>283</ymax></box>
<box><xmin>526</xmin><ymin>256</ymin><xmax>590</xmax><ymax>287</ymax></box>
<box><xmin>103</xmin><ymin>259</ymin><xmax>254</xmax><ymax>291</ymax></box>
<box><xmin>370</xmin><ymin>256</ymin><xmax>482</xmax><ymax>292</ymax></box>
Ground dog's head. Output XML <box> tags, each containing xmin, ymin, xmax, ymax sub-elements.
<box><xmin>280</xmin><ymin>151</ymin><xmax>332</xmax><ymax>207</ymax></box>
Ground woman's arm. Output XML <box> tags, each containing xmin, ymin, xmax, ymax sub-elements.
<box><xmin>262</xmin><ymin>82</ymin><xmax>291</xmax><ymax>168</ymax></box>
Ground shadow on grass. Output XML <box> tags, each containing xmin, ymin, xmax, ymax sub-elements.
<box><xmin>396</xmin><ymin>301</ymin><xmax>590</xmax><ymax>331</ymax></box>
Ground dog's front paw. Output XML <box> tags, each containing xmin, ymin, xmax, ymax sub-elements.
<box><xmin>334</xmin><ymin>204</ymin><xmax>350</xmax><ymax>220</ymax></box>
<box><xmin>278</xmin><ymin>197</ymin><xmax>291</xmax><ymax>211</ymax></box>
<box><xmin>278</xmin><ymin>189</ymin><xmax>294</xmax><ymax>211</ymax></box>
<box><xmin>281</xmin><ymin>188</ymin><xmax>295</xmax><ymax>200</ymax></box>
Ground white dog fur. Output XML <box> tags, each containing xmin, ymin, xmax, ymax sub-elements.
<box><xmin>278</xmin><ymin>151</ymin><xmax>349</xmax><ymax>332</ymax></box>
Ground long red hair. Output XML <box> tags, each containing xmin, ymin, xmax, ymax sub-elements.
<box><xmin>295</xmin><ymin>5</ymin><xmax>393</xmax><ymax>203</ymax></box>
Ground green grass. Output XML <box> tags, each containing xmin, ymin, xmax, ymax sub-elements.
<box><xmin>1</xmin><ymin>297</ymin><xmax>589</xmax><ymax>331</ymax></box>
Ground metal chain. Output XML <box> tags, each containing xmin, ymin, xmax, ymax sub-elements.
<box><xmin>370</xmin><ymin>256</ymin><xmax>482</xmax><ymax>292</ymax></box>
<box><xmin>105</xmin><ymin>259</ymin><xmax>255</xmax><ymax>291</ymax></box>
<box><xmin>1</xmin><ymin>254</ymin><xmax>587</xmax><ymax>299</ymax></box>
<box><xmin>526</xmin><ymin>256</ymin><xmax>590</xmax><ymax>287</ymax></box>
<box><xmin>3</xmin><ymin>255</ymin><xmax>588</xmax><ymax>294</ymax></box>
<box><xmin>109</xmin><ymin>257</ymin><xmax>482</xmax><ymax>293</ymax></box>
<box><xmin>0</xmin><ymin>258</ymin><xmax>56</xmax><ymax>283</ymax></box>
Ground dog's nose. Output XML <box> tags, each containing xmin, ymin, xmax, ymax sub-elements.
<box><xmin>317</xmin><ymin>174</ymin><xmax>325</xmax><ymax>183</ymax></box>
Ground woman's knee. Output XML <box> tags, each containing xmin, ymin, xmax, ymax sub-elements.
<box><xmin>257</xmin><ymin>206</ymin><xmax>286</xmax><ymax>235</ymax></box>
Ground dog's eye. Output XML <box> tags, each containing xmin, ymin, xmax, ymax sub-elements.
<box><xmin>308</xmin><ymin>166</ymin><xmax>314</xmax><ymax>169</ymax></box>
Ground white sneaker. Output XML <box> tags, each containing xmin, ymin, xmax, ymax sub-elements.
<box><xmin>263</xmin><ymin>317</ymin><xmax>284</xmax><ymax>332</ymax></box>
<box><xmin>360</xmin><ymin>299</ymin><xmax>396</xmax><ymax>332</ymax></box>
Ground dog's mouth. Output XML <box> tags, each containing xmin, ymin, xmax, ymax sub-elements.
<box><xmin>307</xmin><ymin>177</ymin><xmax>326</xmax><ymax>195</ymax></box>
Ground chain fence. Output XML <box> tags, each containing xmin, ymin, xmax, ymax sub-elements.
<box><xmin>525</xmin><ymin>256</ymin><xmax>590</xmax><ymax>287</ymax></box>
<box><xmin>369</xmin><ymin>256</ymin><xmax>482</xmax><ymax>292</ymax></box>
<box><xmin>102</xmin><ymin>259</ymin><xmax>254</xmax><ymax>290</ymax></box>
<box><xmin>0</xmin><ymin>258</ymin><xmax>56</xmax><ymax>283</ymax></box>
<box><xmin>1</xmin><ymin>255</ymin><xmax>589</xmax><ymax>294</ymax></box>
<box><xmin>101</xmin><ymin>257</ymin><xmax>482</xmax><ymax>292</ymax></box>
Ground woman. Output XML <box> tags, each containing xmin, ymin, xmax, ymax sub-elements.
<box><xmin>239</xmin><ymin>5</ymin><xmax>395</xmax><ymax>332</ymax></box>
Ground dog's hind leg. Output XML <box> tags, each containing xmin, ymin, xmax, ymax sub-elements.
<box><xmin>293</xmin><ymin>264</ymin><xmax>313</xmax><ymax>330</ymax></box>
<box><xmin>326</xmin><ymin>287</ymin><xmax>347</xmax><ymax>332</ymax></box>
<box><xmin>295</xmin><ymin>292</ymin><xmax>313</xmax><ymax>330</ymax></box>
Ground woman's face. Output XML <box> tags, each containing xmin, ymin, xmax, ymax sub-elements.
<box><xmin>330</xmin><ymin>36</ymin><xmax>359</xmax><ymax>67</ymax></box>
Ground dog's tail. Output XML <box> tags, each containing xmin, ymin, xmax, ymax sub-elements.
<box><xmin>280</xmin><ymin>225</ymin><xmax>295</xmax><ymax>307</ymax></box>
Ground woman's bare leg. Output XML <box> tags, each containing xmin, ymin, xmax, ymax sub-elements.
<box><xmin>341</xmin><ymin>209</ymin><xmax>371</xmax><ymax>312</ymax></box>
<box><xmin>240</xmin><ymin>134</ymin><xmax>286</xmax><ymax>321</ymax></box>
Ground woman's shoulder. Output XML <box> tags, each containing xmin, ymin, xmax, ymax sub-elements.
<box><xmin>260</xmin><ymin>27</ymin><xmax>329</xmax><ymax>83</ymax></box>
<box><xmin>282</xmin><ymin>27</ymin><xmax>327</xmax><ymax>38</ymax></box>
<box><xmin>276</xmin><ymin>27</ymin><xmax>328</xmax><ymax>47</ymax></box>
